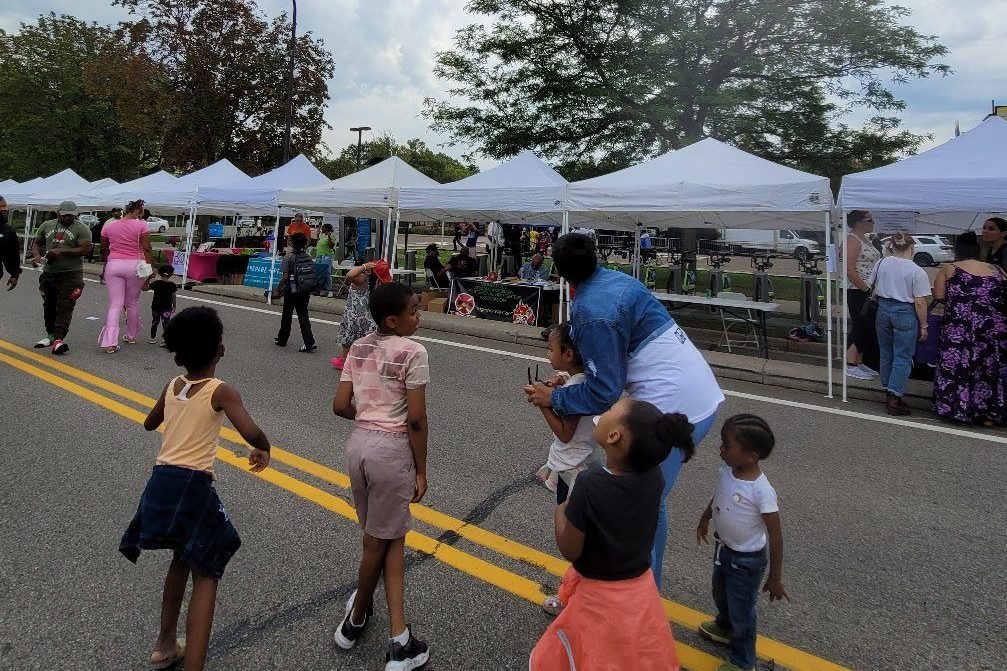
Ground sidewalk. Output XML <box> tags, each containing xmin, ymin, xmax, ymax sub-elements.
<box><xmin>174</xmin><ymin>277</ymin><xmax>933</xmax><ymax>410</ymax></box>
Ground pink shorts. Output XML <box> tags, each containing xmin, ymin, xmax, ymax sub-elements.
<box><xmin>345</xmin><ymin>428</ymin><xmax>415</xmax><ymax>539</ymax></box>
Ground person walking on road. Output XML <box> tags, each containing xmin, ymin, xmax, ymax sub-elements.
<box><xmin>31</xmin><ymin>201</ymin><xmax>92</xmax><ymax>355</ymax></box>
<box><xmin>99</xmin><ymin>199</ymin><xmax>156</xmax><ymax>353</ymax></box>
<box><xmin>844</xmin><ymin>210</ymin><xmax>881</xmax><ymax>380</ymax></box>
<box><xmin>332</xmin><ymin>282</ymin><xmax>431</xmax><ymax>671</ymax></box>
<box><xmin>869</xmin><ymin>231</ymin><xmax>932</xmax><ymax>416</ymax></box>
<box><xmin>120</xmin><ymin>306</ymin><xmax>271</xmax><ymax>671</ymax></box>
<box><xmin>524</xmin><ymin>232</ymin><xmax>723</xmax><ymax>590</ymax></box>
<box><xmin>272</xmin><ymin>233</ymin><xmax>317</xmax><ymax>352</ymax></box>
<box><xmin>0</xmin><ymin>196</ymin><xmax>21</xmax><ymax>291</ymax></box>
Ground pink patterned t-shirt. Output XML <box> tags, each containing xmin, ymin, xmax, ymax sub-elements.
<box><xmin>340</xmin><ymin>333</ymin><xmax>430</xmax><ymax>433</ymax></box>
<box><xmin>102</xmin><ymin>218</ymin><xmax>149</xmax><ymax>261</ymax></box>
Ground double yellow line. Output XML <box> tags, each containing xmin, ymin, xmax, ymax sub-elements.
<box><xmin>0</xmin><ymin>338</ymin><xmax>852</xmax><ymax>671</ymax></box>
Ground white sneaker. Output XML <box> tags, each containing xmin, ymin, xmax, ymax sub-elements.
<box><xmin>34</xmin><ymin>336</ymin><xmax>53</xmax><ymax>349</ymax></box>
<box><xmin>149</xmin><ymin>338</ymin><xmax>158</xmax><ymax>344</ymax></box>
<box><xmin>846</xmin><ymin>365</ymin><xmax>872</xmax><ymax>380</ymax></box>
<box><xmin>859</xmin><ymin>364</ymin><xmax>879</xmax><ymax>378</ymax></box>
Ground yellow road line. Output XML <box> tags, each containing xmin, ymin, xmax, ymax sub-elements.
<box><xmin>0</xmin><ymin>339</ymin><xmax>854</xmax><ymax>671</ymax></box>
<box><xmin>0</xmin><ymin>350</ymin><xmax>728</xmax><ymax>671</ymax></box>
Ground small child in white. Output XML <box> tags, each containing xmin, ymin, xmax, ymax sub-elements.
<box><xmin>697</xmin><ymin>414</ymin><xmax>790</xmax><ymax>671</ymax></box>
<box><xmin>533</xmin><ymin>323</ymin><xmax>600</xmax><ymax>504</ymax></box>
<box><xmin>529</xmin><ymin>323</ymin><xmax>600</xmax><ymax>616</ymax></box>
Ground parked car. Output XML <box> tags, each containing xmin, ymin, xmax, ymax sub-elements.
<box><xmin>146</xmin><ymin>216</ymin><xmax>169</xmax><ymax>233</ymax></box>
<box><xmin>721</xmin><ymin>229</ymin><xmax>821</xmax><ymax>259</ymax></box>
<box><xmin>880</xmin><ymin>234</ymin><xmax>953</xmax><ymax>266</ymax></box>
<box><xmin>77</xmin><ymin>214</ymin><xmax>99</xmax><ymax>228</ymax></box>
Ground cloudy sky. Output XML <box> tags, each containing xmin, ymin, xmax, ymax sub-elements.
<box><xmin>2</xmin><ymin>0</ymin><xmax>1005</xmax><ymax>167</ymax></box>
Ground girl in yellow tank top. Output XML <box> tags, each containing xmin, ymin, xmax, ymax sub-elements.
<box><xmin>119</xmin><ymin>307</ymin><xmax>270</xmax><ymax>671</ymax></box>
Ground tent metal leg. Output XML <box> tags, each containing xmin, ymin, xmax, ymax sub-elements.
<box><xmin>841</xmin><ymin>209</ymin><xmax>849</xmax><ymax>403</ymax></box>
<box><xmin>824</xmin><ymin>211</ymin><xmax>834</xmax><ymax>398</ymax></box>
<box><xmin>266</xmin><ymin>207</ymin><xmax>281</xmax><ymax>305</ymax></box>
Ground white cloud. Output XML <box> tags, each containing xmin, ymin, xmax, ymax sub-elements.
<box><xmin>2</xmin><ymin>0</ymin><xmax>1006</xmax><ymax>165</ymax></box>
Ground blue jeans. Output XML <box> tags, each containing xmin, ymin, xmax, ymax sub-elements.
<box><xmin>315</xmin><ymin>255</ymin><xmax>333</xmax><ymax>293</ymax></box>
<box><xmin>712</xmin><ymin>542</ymin><xmax>768</xmax><ymax>670</ymax></box>
<box><xmin>875</xmin><ymin>297</ymin><xmax>918</xmax><ymax>397</ymax></box>
<box><xmin>651</xmin><ymin>410</ymin><xmax>718</xmax><ymax>588</ymax></box>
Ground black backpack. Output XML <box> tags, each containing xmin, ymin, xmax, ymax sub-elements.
<box><xmin>290</xmin><ymin>251</ymin><xmax>316</xmax><ymax>294</ymax></box>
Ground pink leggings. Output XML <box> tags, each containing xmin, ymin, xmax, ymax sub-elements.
<box><xmin>99</xmin><ymin>259</ymin><xmax>146</xmax><ymax>347</ymax></box>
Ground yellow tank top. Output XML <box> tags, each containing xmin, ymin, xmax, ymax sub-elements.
<box><xmin>156</xmin><ymin>376</ymin><xmax>225</xmax><ymax>476</ymax></box>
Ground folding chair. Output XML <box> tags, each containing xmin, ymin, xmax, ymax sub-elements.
<box><xmin>716</xmin><ymin>291</ymin><xmax>760</xmax><ymax>353</ymax></box>
<box><xmin>330</xmin><ymin>259</ymin><xmax>355</xmax><ymax>297</ymax></box>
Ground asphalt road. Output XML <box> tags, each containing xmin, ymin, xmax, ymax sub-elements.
<box><xmin>0</xmin><ymin>270</ymin><xmax>1004</xmax><ymax>671</ymax></box>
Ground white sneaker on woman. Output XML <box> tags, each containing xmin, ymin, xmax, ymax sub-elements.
<box><xmin>846</xmin><ymin>365</ymin><xmax>873</xmax><ymax>380</ymax></box>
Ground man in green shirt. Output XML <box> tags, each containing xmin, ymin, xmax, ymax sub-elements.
<box><xmin>31</xmin><ymin>201</ymin><xmax>92</xmax><ymax>355</ymax></box>
<box><xmin>314</xmin><ymin>222</ymin><xmax>336</xmax><ymax>297</ymax></box>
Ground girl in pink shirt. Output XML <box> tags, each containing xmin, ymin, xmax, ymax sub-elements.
<box><xmin>99</xmin><ymin>199</ymin><xmax>157</xmax><ymax>352</ymax></box>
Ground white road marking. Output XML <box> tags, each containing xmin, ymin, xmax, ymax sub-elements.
<box><xmin>74</xmin><ymin>280</ymin><xmax>1007</xmax><ymax>446</ymax></box>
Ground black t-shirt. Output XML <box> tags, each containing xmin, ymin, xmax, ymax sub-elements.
<box><xmin>424</xmin><ymin>256</ymin><xmax>445</xmax><ymax>288</ymax></box>
<box><xmin>564</xmin><ymin>465</ymin><xmax>664</xmax><ymax>581</ymax></box>
<box><xmin>991</xmin><ymin>244</ymin><xmax>1007</xmax><ymax>272</ymax></box>
<box><xmin>447</xmin><ymin>254</ymin><xmax>479</xmax><ymax>278</ymax></box>
<box><xmin>150</xmin><ymin>279</ymin><xmax>177</xmax><ymax>313</ymax></box>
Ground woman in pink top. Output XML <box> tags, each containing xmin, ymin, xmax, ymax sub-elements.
<box><xmin>99</xmin><ymin>199</ymin><xmax>156</xmax><ymax>352</ymax></box>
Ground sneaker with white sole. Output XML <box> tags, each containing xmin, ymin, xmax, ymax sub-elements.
<box><xmin>384</xmin><ymin>627</ymin><xmax>429</xmax><ymax>671</ymax></box>
<box><xmin>52</xmin><ymin>339</ymin><xmax>69</xmax><ymax>355</ymax></box>
<box><xmin>34</xmin><ymin>336</ymin><xmax>53</xmax><ymax>349</ymax></box>
<box><xmin>845</xmin><ymin>364</ymin><xmax>872</xmax><ymax>380</ymax></box>
<box><xmin>698</xmin><ymin>619</ymin><xmax>732</xmax><ymax>645</ymax></box>
<box><xmin>333</xmin><ymin>589</ymin><xmax>371</xmax><ymax>650</ymax></box>
<box><xmin>859</xmin><ymin>363</ymin><xmax>879</xmax><ymax>378</ymax></box>
<box><xmin>149</xmin><ymin>338</ymin><xmax>158</xmax><ymax>344</ymax></box>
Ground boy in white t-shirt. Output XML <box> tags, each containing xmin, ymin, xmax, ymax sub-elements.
<box><xmin>697</xmin><ymin>414</ymin><xmax>789</xmax><ymax>671</ymax></box>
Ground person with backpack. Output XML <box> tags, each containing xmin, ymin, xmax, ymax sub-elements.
<box><xmin>272</xmin><ymin>232</ymin><xmax>317</xmax><ymax>352</ymax></box>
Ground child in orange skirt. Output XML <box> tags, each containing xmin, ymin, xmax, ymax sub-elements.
<box><xmin>530</xmin><ymin>397</ymin><xmax>693</xmax><ymax>671</ymax></box>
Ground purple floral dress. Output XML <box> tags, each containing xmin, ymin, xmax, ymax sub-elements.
<box><xmin>933</xmin><ymin>266</ymin><xmax>1007</xmax><ymax>424</ymax></box>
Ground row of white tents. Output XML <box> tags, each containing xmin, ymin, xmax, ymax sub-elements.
<box><xmin>4</xmin><ymin>116</ymin><xmax>1007</xmax><ymax>400</ymax></box>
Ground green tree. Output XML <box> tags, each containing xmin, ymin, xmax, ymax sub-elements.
<box><xmin>316</xmin><ymin>134</ymin><xmax>478</xmax><ymax>183</ymax></box>
<box><xmin>0</xmin><ymin>13</ymin><xmax>160</xmax><ymax>182</ymax></box>
<box><xmin>425</xmin><ymin>0</ymin><xmax>949</xmax><ymax>183</ymax></box>
<box><xmin>107</xmin><ymin>0</ymin><xmax>335</xmax><ymax>174</ymax></box>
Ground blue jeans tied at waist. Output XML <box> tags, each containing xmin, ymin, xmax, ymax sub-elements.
<box><xmin>712</xmin><ymin>540</ymin><xmax>768</xmax><ymax>671</ymax></box>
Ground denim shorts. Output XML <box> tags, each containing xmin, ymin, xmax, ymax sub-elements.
<box><xmin>120</xmin><ymin>465</ymin><xmax>241</xmax><ymax>579</ymax></box>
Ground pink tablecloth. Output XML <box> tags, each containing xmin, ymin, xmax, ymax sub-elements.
<box><xmin>163</xmin><ymin>250</ymin><xmax>220</xmax><ymax>282</ymax></box>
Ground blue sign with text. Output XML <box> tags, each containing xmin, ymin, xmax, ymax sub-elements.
<box><xmin>356</xmin><ymin>218</ymin><xmax>371</xmax><ymax>260</ymax></box>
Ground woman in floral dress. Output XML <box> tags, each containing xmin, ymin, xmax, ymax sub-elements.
<box><xmin>932</xmin><ymin>232</ymin><xmax>1007</xmax><ymax>426</ymax></box>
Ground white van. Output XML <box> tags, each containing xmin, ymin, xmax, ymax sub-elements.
<box><xmin>721</xmin><ymin>229</ymin><xmax>820</xmax><ymax>259</ymax></box>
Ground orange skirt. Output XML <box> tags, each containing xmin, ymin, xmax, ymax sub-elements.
<box><xmin>530</xmin><ymin>567</ymin><xmax>679</xmax><ymax>671</ymax></box>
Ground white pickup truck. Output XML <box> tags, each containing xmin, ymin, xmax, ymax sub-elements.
<box><xmin>720</xmin><ymin>229</ymin><xmax>821</xmax><ymax>259</ymax></box>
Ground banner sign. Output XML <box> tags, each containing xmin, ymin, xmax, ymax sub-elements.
<box><xmin>243</xmin><ymin>256</ymin><xmax>284</xmax><ymax>289</ymax></box>
<box><xmin>450</xmin><ymin>278</ymin><xmax>542</xmax><ymax>326</ymax></box>
<box><xmin>873</xmin><ymin>211</ymin><xmax>918</xmax><ymax>234</ymax></box>
<box><xmin>171</xmin><ymin>251</ymin><xmax>188</xmax><ymax>276</ymax></box>
<box><xmin>356</xmin><ymin>218</ymin><xmax>371</xmax><ymax>260</ymax></box>
<box><xmin>208</xmin><ymin>222</ymin><xmax>224</xmax><ymax>238</ymax></box>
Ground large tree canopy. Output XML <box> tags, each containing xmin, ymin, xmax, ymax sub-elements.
<box><xmin>0</xmin><ymin>1</ymin><xmax>334</xmax><ymax>182</ymax></box>
<box><xmin>425</xmin><ymin>0</ymin><xmax>950</xmax><ymax>183</ymax></box>
<box><xmin>0</xmin><ymin>14</ymin><xmax>159</xmax><ymax>182</ymax></box>
<box><xmin>316</xmin><ymin>135</ymin><xmax>478</xmax><ymax>184</ymax></box>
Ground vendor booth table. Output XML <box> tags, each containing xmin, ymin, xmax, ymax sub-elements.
<box><xmin>164</xmin><ymin>250</ymin><xmax>255</xmax><ymax>283</ymax></box>
<box><xmin>449</xmin><ymin>277</ymin><xmax>560</xmax><ymax>327</ymax></box>
<box><xmin>653</xmin><ymin>292</ymin><xmax>780</xmax><ymax>359</ymax></box>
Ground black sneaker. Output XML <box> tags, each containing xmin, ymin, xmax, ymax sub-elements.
<box><xmin>384</xmin><ymin>627</ymin><xmax>429</xmax><ymax>671</ymax></box>
<box><xmin>333</xmin><ymin>590</ymin><xmax>371</xmax><ymax>650</ymax></box>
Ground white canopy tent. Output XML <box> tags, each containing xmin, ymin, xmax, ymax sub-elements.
<box><xmin>567</xmin><ymin>138</ymin><xmax>833</xmax><ymax>230</ymax></box>
<box><xmin>196</xmin><ymin>154</ymin><xmax>329</xmax><ymax>215</ymax></box>
<box><xmin>567</xmin><ymin>137</ymin><xmax>836</xmax><ymax>395</ymax></box>
<box><xmin>398</xmin><ymin>150</ymin><xmax>568</xmax><ymax>224</ymax></box>
<box><xmin>0</xmin><ymin>179</ymin><xmax>19</xmax><ymax>192</ymax></box>
<box><xmin>279</xmin><ymin>156</ymin><xmax>439</xmax><ymax>266</ymax></box>
<box><xmin>837</xmin><ymin>115</ymin><xmax>1007</xmax><ymax>401</ymax></box>
<box><xmin>72</xmin><ymin>170</ymin><xmax>180</xmax><ymax>210</ymax></box>
<box><xmin>5</xmin><ymin>169</ymin><xmax>90</xmax><ymax>208</ymax></box>
<box><xmin>139</xmin><ymin>159</ymin><xmax>249</xmax><ymax>215</ymax></box>
<box><xmin>30</xmin><ymin>176</ymin><xmax>120</xmax><ymax>209</ymax></box>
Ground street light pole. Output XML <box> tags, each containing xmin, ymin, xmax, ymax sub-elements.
<box><xmin>282</xmin><ymin>0</ymin><xmax>297</xmax><ymax>165</ymax></box>
<box><xmin>349</xmin><ymin>126</ymin><xmax>371</xmax><ymax>171</ymax></box>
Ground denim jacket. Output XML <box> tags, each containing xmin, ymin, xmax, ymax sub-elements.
<box><xmin>551</xmin><ymin>268</ymin><xmax>675</xmax><ymax>416</ymax></box>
